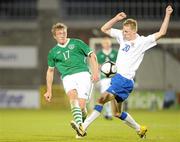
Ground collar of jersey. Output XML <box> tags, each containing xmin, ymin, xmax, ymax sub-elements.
<box><xmin>123</xmin><ymin>34</ymin><xmax>139</xmax><ymax>42</ymax></box>
<box><xmin>57</xmin><ymin>38</ymin><xmax>70</xmax><ymax>48</ymax></box>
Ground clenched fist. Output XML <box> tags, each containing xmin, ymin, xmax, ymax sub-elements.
<box><xmin>115</xmin><ymin>12</ymin><xmax>127</xmax><ymax>21</ymax></box>
<box><xmin>166</xmin><ymin>5</ymin><xmax>173</xmax><ymax>15</ymax></box>
<box><xmin>44</xmin><ymin>92</ymin><xmax>52</xmax><ymax>102</ymax></box>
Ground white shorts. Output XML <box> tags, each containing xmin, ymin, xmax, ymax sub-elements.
<box><xmin>99</xmin><ymin>78</ymin><xmax>111</xmax><ymax>94</ymax></box>
<box><xmin>62</xmin><ymin>72</ymin><xmax>93</xmax><ymax>100</ymax></box>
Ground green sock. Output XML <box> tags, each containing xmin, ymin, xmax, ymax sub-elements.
<box><xmin>71</xmin><ymin>107</ymin><xmax>82</xmax><ymax>125</ymax></box>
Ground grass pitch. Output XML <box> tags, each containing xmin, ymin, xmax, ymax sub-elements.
<box><xmin>0</xmin><ymin>109</ymin><xmax>179</xmax><ymax>142</ymax></box>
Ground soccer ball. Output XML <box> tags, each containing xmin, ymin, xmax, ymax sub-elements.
<box><xmin>101</xmin><ymin>61</ymin><xmax>117</xmax><ymax>78</ymax></box>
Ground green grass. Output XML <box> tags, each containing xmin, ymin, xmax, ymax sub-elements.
<box><xmin>0</xmin><ymin>109</ymin><xmax>180</xmax><ymax>142</ymax></box>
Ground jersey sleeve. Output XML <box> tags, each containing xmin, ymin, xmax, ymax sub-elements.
<box><xmin>110</xmin><ymin>28</ymin><xmax>123</xmax><ymax>38</ymax></box>
<box><xmin>47</xmin><ymin>50</ymin><xmax>55</xmax><ymax>68</ymax></box>
<box><xmin>142</xmin><ymin>34</ymin><xmax>157</xmax><ymax>52</ymax></box>
<box><xmin>77</xmin><ymin>39</ymin><xmax>93</xmax><ymax>56</ymax></box>
<box><xmin>110</xmin><ymin>28</ymin><xmax>123</xmax><ymax>43</ymax></box>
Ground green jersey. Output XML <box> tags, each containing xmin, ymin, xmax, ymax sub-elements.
<box><xmin>48</xmin><ymin>38</ymin><xmax>93</xmax><ymax>78</ymax></box>
<box><xmin>96</xmin><ymin>49</ymin><xmax>118</xmax><ymax>78</ymax></box>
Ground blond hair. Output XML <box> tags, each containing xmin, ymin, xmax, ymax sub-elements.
<box><xmin>51</xmin><ymin>22</ymin><xmax>67</xmax><ymax>36</ymax></box>
<box><xmin>123</xmin><ymin>18</ymin><xmax>138</xmax><ymax>32</ymax></box>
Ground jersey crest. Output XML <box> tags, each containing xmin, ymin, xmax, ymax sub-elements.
<box><xmin>68</xmin><ymin>44</ymin><xmax>75</xmax><ymax>50</ymax></box>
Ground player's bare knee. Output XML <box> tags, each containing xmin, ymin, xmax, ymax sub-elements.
<box><xmin>67</xmin><ymin>90</ymin><xmax>77</xmax><ymax>100</ymax></box>
<box><xmin>78</xmin><ymin>100</ymin><xmax>86</xmax><ymax>109</ymax></box>
<box><xmin>70</xmin><ymin>99</ymin><xmax>78</xmax><ymax>105</ymax></box>
<box><xmin>98</xmin><ymin>93</ymin><xmax>111</xmax><ymax>104</ymax></box>
<box><xmin>97</xmin><ymin>97</ymin><xmax>106</xmax><ymax>104</ymax></box>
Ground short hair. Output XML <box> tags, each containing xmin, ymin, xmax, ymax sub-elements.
<box><xmin>51</xmin><ymin>22</ymin><xmax>67</xmax><ymax>36</ymax></box>
<box><xmin>123</xmin><ymin>19</ymin><xmax>138</xmax><ymax>32</ymax></box>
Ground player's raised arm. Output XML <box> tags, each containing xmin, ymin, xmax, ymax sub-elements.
<box><xmin>101</xmin><ymin>12</ymin><xmax>127</xmax><ymax>35</ymax></box>
<box><xmin>154</xmin><ymin>5</ymin><xmax>173</xmax><ymax>40</ymax></box>
<box><xmin>44</xmin><ymin>67</ymin><xmax>54</xmax><ymax>102</ymax></box>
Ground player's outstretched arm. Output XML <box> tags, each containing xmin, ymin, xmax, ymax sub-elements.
<box><xmin>154</xmin><ymin>5</ymin><xmax>173</xmax><ymax>40</ymax></box>
<box><xmin>44</xmin><ymin>67</ymin><xmax>54</xmax><ymax>102</ymax></box>
<box><xmin>101</xmin><ymin>12</ymin><xmax>127</xmax><ymax>35</ymax></box>
<box><xmin>89</xmin><ymin>52</ymin><xmax>99</xmax><ymax>82</ymax></box>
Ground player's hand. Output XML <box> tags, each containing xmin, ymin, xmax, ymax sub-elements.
<box><xmin>115</xmin><ymin>12</ymin><xmax>127</xmax><ymax>21</ymax></box>
<box><xmin>166</xmin><ymin>5</ymin><xmax>173</xmax><ymax>15</ymax></box>
<box><xmin>91</xmin><ymin>73</ymin><xmax>99</xmax><ymax>83</ymax></box>
<box><xmin>44</xmin><ymin>92</ymin><xmax>52</xmax><ymax>102</ymax></box>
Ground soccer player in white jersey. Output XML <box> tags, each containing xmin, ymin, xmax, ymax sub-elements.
<box><xmin>71</xmin><ymin>5</ymin><xmax>173</xmax><ymax>138</ymax></box>
<box><xmin>43</xmin><ymin>23</ymin><xmax>99</xmax><ymax>138</ymax></box>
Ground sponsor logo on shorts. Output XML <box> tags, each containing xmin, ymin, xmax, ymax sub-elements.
<box><xmin>112</xmin><ymin>90</ymin><xmax>115</xmax><ymax>93</ymax></box>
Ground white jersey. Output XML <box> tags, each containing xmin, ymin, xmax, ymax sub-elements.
<box><xmin>110</xmin><ymin>28</ymin><xmax>157</xmax><ymax>80</ymax></box>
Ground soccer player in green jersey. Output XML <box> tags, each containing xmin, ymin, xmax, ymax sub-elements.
<box><xmin>96</xmin><ymin>37</ymin><xmax>118</xmax><ymax>120</ymax></box>
<box><xmin>44</xmin><ymin>23</ymin><xmax>99</xmax><ymax>138</ymax></box>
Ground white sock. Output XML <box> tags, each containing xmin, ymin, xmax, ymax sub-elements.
<box><xmin>124</xmin><ymin>113</ymin><xmax>140</xmax><ymax>131</ymax></box>
<box><xmin>104</xmin><ymin>102</ymin><xmax>112</xmax><ymax>117</ymax></box>
<box><xmin>82</xmin><ymin>110</ymin><xmax>100</xmax><ymax>130</ymax></box>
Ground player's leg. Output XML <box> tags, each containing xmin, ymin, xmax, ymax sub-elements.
<box><xmin>108</xmin><ymin>73</ymin><xmax>140</xmax><ymax>130</ymax></box>
<box><xmin>70</xmin><ymin>72</ymin><xmax>92</xmax><ymax>137</ymax></box>
<box><xmin>82</xmin><ymin>92</ymin><xmax>115</xmax><ymax>130</ymax></box>
<box><xmin>117</xmin><ymin>103</ymin><xmax>147</xmax><ymax>138</ymax></box>
<box><xmin>108</xmin><ymin>73</ymin><xmax>147</xmax><ymax>138</ymax></box>
<box><xmin>74</xmin><ymin>98</ymin><xmax>87</xmax><ymax>139</ymax></box>
<box><xmin>81</xmin><ymin>74</ymin><xmax>122</xmax><ymax>132</ymax></box>
<box><xmin>112</xmin><ymin>98</ymin><xmax>147</xmax><ymax>138</ymax></box>
<box><xmin>78</xmin><ymin>98</ymin><xmax>87</xmax><ymax>122</ymax></box>
<box><xmin>67</xmin><ymin>89</ymin><xmax>83</xmax><ymax>125</ymax></box>
<box><xmin>67</xmin><ymin>90</ymin><xmax>87</xmax><ymax>138</ymax></box>
<box><xmin>62</xmin><ymin>75</ymin><xmax>83</xmax><ymax>126</ymax></box>
<box><xmin>100</xmin><ymin>78</ymin><xmax>113</xmax><ymax>120</ymax></box>
<box><xmin>76</xmin><ymin>72</ymin><xmax>93</xmax><ymax>122</ymax></box>
<box><xmin>112</xmin><ymin>100</ymin><xmax>140</xmax><ymax>131</ymax></box>
<box><xmin>104</xmin><ymin>101</ymin><xmax>113</xmax><ymax>119</ymax></box>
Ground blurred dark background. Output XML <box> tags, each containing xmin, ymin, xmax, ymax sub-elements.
<box><xmin>0</xmin><ymin>0</ymin><xmax>179</xmax><ymax>109</ymax></box>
